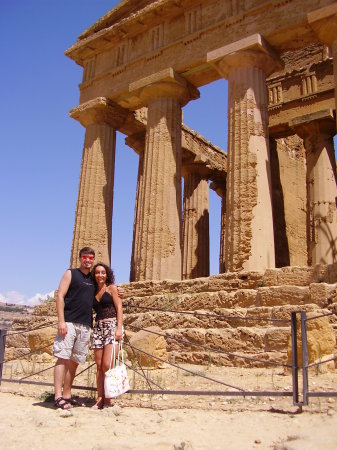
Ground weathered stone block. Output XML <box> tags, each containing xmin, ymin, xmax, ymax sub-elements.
<box><xmin>287</xmin><ymin>313</ymin><xmax>336</xmax><ymax>367</ymax></box>
<box><xmin>28</xmin><ymin>326</ymin><xmax>56</xmax><ymax>356</ymax></box>
<box><xmin>257</xmin><ymin>286</ymin><xmax>309</xmax><ymax>306</ymax></box>
<box><xmin>233</xmin><ymin>289</ymin><xmax>257</xmax><ymax>307</ymax></box>
<box><xmin>126</xmin><ymin>326</ymin><xmax>167</xmax><ymax>368</ymax></box>
<box><xmin>310</xmin><ymin>282</ymin><xmax>337</xmax><ymax>307</ymax></box>
<box><xmin>327</xmin><ymin>263</ymin><xmax>337</xmax><ymax>283</ymax></box>
<box><xmin>264</xmin><ymin>327</ymin><xmax>290</xmax><ymax>351</ymax></box>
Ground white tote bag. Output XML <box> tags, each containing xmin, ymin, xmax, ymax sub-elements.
<box><xmin>104</xmin><ymin>340</ymin><xmax>130</xmax><ymax>398</ymax></box>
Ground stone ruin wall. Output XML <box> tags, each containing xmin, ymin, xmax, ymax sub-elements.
<box><xmin>5</xmin><ymin>264</ymin><xmax>337</xmax><ymax>368</ymax></box>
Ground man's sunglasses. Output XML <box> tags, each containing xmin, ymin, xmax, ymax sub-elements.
<box><xmin>81</xmin><ymin>255</ymin><xmax>95</xmax><ymax>261</ymax></box>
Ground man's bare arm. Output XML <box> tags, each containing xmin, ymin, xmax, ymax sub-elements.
<box><xmin>55</xmin><ymin>270</ymin><xmax>71</xmax><ymax>337</ymax></box>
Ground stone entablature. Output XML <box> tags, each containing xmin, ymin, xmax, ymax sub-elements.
<box><xmin>267</xmin><ymin>44</ymin><xmax>335</xmax><ymax>135</ymax></box>
<box><xmin>65</xmin><ymin>0</ymin><xmax>336</xmax><ymax>110</ymax></box>
<box><xmin>71</xmin><ymin>97</ymin><xmax>227</xmax><ymax>184</ymax></box>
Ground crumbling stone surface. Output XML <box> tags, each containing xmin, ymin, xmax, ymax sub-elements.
<box><xmin>28</xmin><ymin>327</ymin><xmax>56</xmax><ymax>356</ymax></box>
<box><xmin>126</xmin><ymin>325</ymin><xmax>168</xmax><ymax>368</ymax></box>
<box><xmin>287</xmin><ymin>312</ymin><xmax>336</xmax><ymax>368</ymax></box>
<box><xmin>6</xmin><ymin>265</ymin><xmax>337</xmax><ymax>368</ymax></box>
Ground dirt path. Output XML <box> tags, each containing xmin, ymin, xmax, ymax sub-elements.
<box><xmin>0</xmin><ymin>388</ymin><xmax>336</xmax><ymax>450</ymax></box>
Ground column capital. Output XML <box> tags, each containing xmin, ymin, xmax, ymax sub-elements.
<box><xmin>70</xmin><ymin>97</ymin><xmax>131</xmax><ymax>129</ymax></box>
<box><xmin>289</xmin><ymin>108</ymin><xmax>336</xmax><ymax>140</ymax></box>
<box><xmin>182</xmin><ymin>161</ymin><xmax>210</xmax><ymax>179</ymax></box>
<box><xmin>207</xmin><ymin>34</ymin><xmax>283</xmax><ymax>78</ymax></box>
<box><xmin>308</xmin><ymin>4</ymin><xmax>337</xmax><ymax>47</ymax></box>
<box><xmin>129</xmin><ymin>67</ymin><xmax>199</xmax><ymax>107</ymax></box>
<box><xmin>125</xmin><ymin>132</ymin><xmax>146</xmax><ymax>155</ymax></box>
<box><xmin>209</xmin><ymin>180</ymin><xmax>226</xmax><ymax>198</ymax></box>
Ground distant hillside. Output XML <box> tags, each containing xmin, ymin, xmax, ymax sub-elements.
<box><xmin>0</xmin><ymin>302</ymin><xmax>34</xmax><ymax>330</ymax></box>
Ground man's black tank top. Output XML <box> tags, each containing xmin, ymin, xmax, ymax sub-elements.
<box><xmin>64</xmin><ymin>268</ymin><xmax>95</xmax><ymax>327</ymax></box>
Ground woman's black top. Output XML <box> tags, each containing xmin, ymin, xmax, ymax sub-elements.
<box><xmin>93</xmin><ymin>290</ymin><xmax>117</xmax><ymax>322</ymax></box>
<box><xmin>64</xmin><ymin>268</ymin><xmax>95</xmax><ymax>328</ymax></box>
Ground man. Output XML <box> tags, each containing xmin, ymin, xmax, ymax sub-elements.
<box><xmin>53</xmin><ymin>246</ymin><xmax>96</xmax><ymax>409</ymax></box>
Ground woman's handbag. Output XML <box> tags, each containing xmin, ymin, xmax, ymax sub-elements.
<box><xmin>104</xmin><ymin>340</ymin><xmax>130</xmax><ymax>398</ymax></box>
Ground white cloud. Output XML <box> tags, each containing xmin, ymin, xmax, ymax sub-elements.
<box><xmin>0</xmin><ymin>290</ymin><xmax>55</xmax><ymax>307</ymax></box>
<box><xmin>27</xmin><ymin>291</ymin><xmax>55</xmax><ymax>307</ymax></box>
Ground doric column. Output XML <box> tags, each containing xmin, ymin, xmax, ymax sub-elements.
<box><xmin>308</xmin><ymin>4</ymin><xmax>337</xmax><ymax>130</ymax></box>
<box><xmin>130</xmin><ymin>68</ymin><xmax>199</xmax><ymax>280</ymax></box>
<box><xmin>290</xmin><ymin>110</ymin><xmax>337</xmax><ymax>265</ymax></box>
<box><xmin>207</xmin><ymin>34</ymin><xmax>282</xmax><ymax>272</ymax></box>
<box><xmin>210</xmin><ymin>181</ymin><xmax>227</xmax><ymax>274</ymax></box>
<box><xmin>219</xmin><ymin>192</ymin><xmax>226</xmax><ymax>273</ymax></box>
<box><xmin>69</xmin><ymin>97</ymin><xmax>129</xmax><ymax>267</ymax></box>
<box><xmin>182</xmin><ymin>167</ymin><xmax>209</xmax><ymax>279</ymax></box>
<box><xmin>126</xmin><ymin>133</ymin><xmax>146</xmax><ymax>282</ymax></box>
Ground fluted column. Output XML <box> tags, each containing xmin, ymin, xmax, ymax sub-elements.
<box><xmin>308</xmin><ymin>4</ymin><xmax>337</xmax><ymax>130</ymax></box>
<box><xmin>69</xmin><ymin>98</ymin><xmax>129</xmax><ymax>267</ymax></box>
<box><xmin>207</xmin><ymin>34</ymin><xmax>282</xmax><ymax>272</ymax></box>
<box><xmin>130</xmin><ymin>69</ymin><xmax>199</xmax><ymax>280</ymax></box>
<box><xmin>126</xmin><ymin>132</ymin><xmax>145</xmax><ymax>281</ymax></box>
<box><xmin>182</xmin><ymin>169</ymin><xmax>209</xmax><ymax>279</ymax></box>
<box><xmin>219</xmin><ymin>190</ymin><xmax>226</xmax><ymax>274</ymax></box>
<box><xmin>290</xmin><ymin>110</ymin><xmax>337</xmax><ymax>265</ymax></box>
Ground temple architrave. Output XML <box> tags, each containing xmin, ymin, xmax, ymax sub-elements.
<box><xmin>66</xmin><ymin>0</ymin><xmax>337</xmax><ymax>282</ymax></box>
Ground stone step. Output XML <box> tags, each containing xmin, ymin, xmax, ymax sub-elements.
<box><xmin>125</xmin><ymin>304</ymin><xmax>328</xmax><ymax>330</ymax></box>
<box><xmin>168</xmin><ymin>349</ymin><xmax>287</xmax><ymax>368</ymax></box>
<box><xmin>125</xmin><ymin>284</ymin><xmax>336</xmax><ymax>312</ymax></box>
<box><xmin>123</xmin><ymin>271</ymin><xmax>265</xmax><ymax>298</ymax></box>
<box><xmin>165</xmin><ymin>326</ymin><xmax>290</xmax><ymax>354</ymax></box>
<box><xmin>122</xmin><ymin>263</ymin><xmax>337</xmax><ymax>299</ymax></box>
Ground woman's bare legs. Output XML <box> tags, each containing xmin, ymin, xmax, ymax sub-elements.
<box><xmin>92</xmin><ymin>348</ymin><xmax>104</xmax><ymax>409</ymax></box>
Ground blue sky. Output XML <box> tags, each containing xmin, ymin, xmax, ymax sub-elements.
<box><xmin>0</xmin><ymin>0</ymin><xmax>227</xmax><ymax>306</ymax></box>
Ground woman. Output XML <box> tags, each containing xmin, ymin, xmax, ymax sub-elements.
<box><xmin>91</xmin><ymin>262</ymin><xmax>123</xmax><ymax>409</ymax></box>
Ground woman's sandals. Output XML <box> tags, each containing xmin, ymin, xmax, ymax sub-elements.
<box><xmin>54</xmin><ymin>397</ymin><xmax>72</xmax><ymax>410</ymax></box>
<box><xmin>91</xmin><ymin>398</ymin><xmax>104</xmax><ymax>410</ymax></box>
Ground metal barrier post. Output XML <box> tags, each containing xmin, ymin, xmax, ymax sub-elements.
<box><xmin>290</xmin><ymin>312</ymin><xmax>299</xmax><ymax>405</ymax></box>
<box><xmin>300</xmin><ymin>311</ymin><xmax>309</xmax><ymax>406</ymax></box>
<box><xmin>0</xmin><ymin>329</ymin><xmax>7</xmax><ymax>386</ymax></box>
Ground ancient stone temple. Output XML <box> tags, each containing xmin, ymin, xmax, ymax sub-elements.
<box><xmin>66</xmin><ymin>0</ymin><xmax>337</xmax><ymax>281</ymax></box>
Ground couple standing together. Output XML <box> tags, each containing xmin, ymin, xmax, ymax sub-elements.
<box><xmin>52</xmin><ymin>246</ymin><xmax>124</xmax><ymax>410</ymax></box>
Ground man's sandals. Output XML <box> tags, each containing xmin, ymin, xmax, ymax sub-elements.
<box><xmin>54</xmin><ymin>397</ymin><xmax>72</xmax><ymax>410</ymax></box>
<box><xmin>63</xmin><ymin>397</ymin><xmax>85</xmax><ymax>407</ymax></box>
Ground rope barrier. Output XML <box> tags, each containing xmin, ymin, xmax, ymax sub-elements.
<box><xmin>0</xmin><ymin>342</ymin><xmax>54</xmax><ymax>365</ymax></box>
<box><xmin>128</xmin><ymin>324</ymin><xmax>292</xmax><ymax>368</ymax></box>
<box><xmin>125</xmin><ymin>389</ymin><xmax>293</xmax><ymax>397</ymax></box>
<box><xmin>6</xmin><ymin>322</ymin><xmax>57</xmax><ymax>337</ymax></box>
<box><xmin>74</xmin><ymin>362</ymin><xmax>96</xmax><ymax>379</ymax></box>
<box><xmin>306</xmin><ymin>354</ymin><xmax>337</xmax><ymax>368</ymax></box>
<box><xmin>125</xmin><ymin>302</ymin><xmax>290</xmax><ymax>324</ymax></box>
<box><xmin>19</xmin><ymin>364</ymin><xmax>55</xmax><ymax>381</ymax></box>
<box><xmin>123</xmin><ymin>361</ymin><xmax>165</xmax><ymax>390</ymax></box>
<box><xmin>124</xmin><ymin>341</ymin><xmax>245</xmax><ymax>392</ymax></box>
<box><xmin>304</xmin><ymin>312</ymin><xmax>334</xmax><ymax>321</ymax></box>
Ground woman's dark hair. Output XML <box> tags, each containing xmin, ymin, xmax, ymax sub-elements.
<box><xmin>91</xmin><ymin>262</ymin><xmax>115</xmax><ymax>286</ymax></box>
